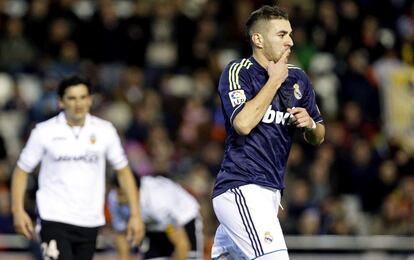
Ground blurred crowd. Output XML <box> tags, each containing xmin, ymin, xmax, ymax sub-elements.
<box><xmin>1</xmin><ymin>0</ymin><xmax>414</xmax><ymax>255</ymax></box>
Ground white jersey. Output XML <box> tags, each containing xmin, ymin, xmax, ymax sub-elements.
<box><xmin>108</xmin><ymin>176</ymin><xmax>200</xmax><ymax>232</ymax></box>
<box><xmin>17</xmin><ymin>112</ymin><xmax>128</xmax><ymax>227</ymax></box>
<box><xmin>140</xmin><ymin>176</ymin><xmax>200</xmax><ymax>231</ymax></box>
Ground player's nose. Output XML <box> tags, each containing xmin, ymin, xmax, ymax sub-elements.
<box><xmin>286</xmin><ymin>35</ymin><xmax>294</xmax><ymax>47</ymax></box>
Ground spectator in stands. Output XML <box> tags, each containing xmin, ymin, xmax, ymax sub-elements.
<box><xmin>0</xmin><ymin>17</ymin><xmax>37</xmax><ymax>73</ymax></box>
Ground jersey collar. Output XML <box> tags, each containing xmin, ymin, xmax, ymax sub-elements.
<box><xmin>58</xmin><ymin>111</ymin><xmax>91</xmax><ymax>127</ymax></box>
<box><xmin>250</xmin><ymin>56</ymin><xmax>267</xmax><ymax>74</ymax></box>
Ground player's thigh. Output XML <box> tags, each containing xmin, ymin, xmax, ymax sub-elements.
<box><xmin>212</xmin><ymin>184</ymin><xmax>287</xmax><ymax>259</ymax></box>
<box><xmin>39</xmin><ymin>220</ymin><xmax>73</xmax><ymax>260</ymax></box>
<box><xmin>256</xmin><ymin>249</ymin><xmax>289</xmax><ymax>259</ymax></box>
<box><xmin>73</xmin><ymin>241</ymin><xmax>97</xmax><ymax>260</ymax></box>
<box><xmin>211</xmin><ymin>224</ymin><xmax>247</xmax><ymax>259</ymax></box>
<box><xmin>72</xmin><ymin>226</ymin><xmax>99</xmax><ymax>260</ymax></box>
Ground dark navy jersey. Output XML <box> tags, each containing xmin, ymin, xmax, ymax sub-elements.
<box><xmin>212</xmin><ymin>57</ymin><xmax>323</xmax><ymax>198</ymax></box>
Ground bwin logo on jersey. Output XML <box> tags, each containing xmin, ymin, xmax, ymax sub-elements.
<box><xmin>262</xmin><ymin>105</ymin><xmax>292</xmax><ymax>125</ymax></box>
<box><xmin>293</xmin><ymin>83</ymin><xmax>302</xmax><ymax>100</ymax></box>
<box><xmin>229</xmin><ymin>90</ymin><xmax>246</xmax><ymax>107</ymax></box>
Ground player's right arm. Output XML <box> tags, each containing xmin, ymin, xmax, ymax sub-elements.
<box><xmin>220</xmin><ymin>51</ymin><xmax>290</xmax><ymax>136</ymax></box>
<box><xmin>11</xmin><ymin>166</ymin><xmax>33</xmax><ymax>239</ymax></box>
<box><xmin>11</xmin><ymin>126</ymin><xmax>44</xmax><ymax>240</ymax></box>
<box><xmin>233</xmin><ymin>56</ymin><xmax>288</xmax><ymax>135</ymax></box>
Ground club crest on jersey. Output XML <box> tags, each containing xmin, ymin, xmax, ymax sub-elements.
<box><xmin>264</xmin><ymin>231</ymin><xmax>273</xmax><ymax>244</ymax></box>
<box><xmin>90</xmin><ymin>134</ymin><xmax>96</xmax><ymax>144</ymax></box>
<box><xmin>293</xmin><ymin>83</ymin><xmax>302</xmax><ymax>100</ymax></box>
<box><xmin>229</xmin><ymin>90</ymin><xmax>246</xmax><ymax>107</ymax></box>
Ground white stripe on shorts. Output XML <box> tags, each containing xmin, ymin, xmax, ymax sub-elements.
<box><xmin>231</xmin><ymin>188</ymin><xmax>264</xmax><ymax>257</ymax></box>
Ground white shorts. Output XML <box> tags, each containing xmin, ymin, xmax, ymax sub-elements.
<box><xmin>211</xmin><ymin>184</ymin><xmax>289</xmax><ymax>260</ymax></box>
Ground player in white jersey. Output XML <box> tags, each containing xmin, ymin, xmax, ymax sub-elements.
<box><xmin>11</xmin><ymin>76</ymin><xmax>145</xmax><ymax>260</ymax></box>
<box><xmin>108</xmin><ymin>174</ymin><xmax>203</xmax><ymax>260</ymax></box>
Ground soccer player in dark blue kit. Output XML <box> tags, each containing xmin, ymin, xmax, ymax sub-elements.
<box><xmin>211</xmin><ymin>5</ymin><xmax>325</xmax><ymax>260</ymax></box>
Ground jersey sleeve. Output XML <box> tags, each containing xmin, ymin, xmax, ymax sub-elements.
<box><xmin>301</xmin><ymin>73</ymin><xmax>324</xmax><ymax>124</ymax></box>
<box><xmin>17</xmin><ymin>126</ymin><xmax>44</xmax><ymax>173</ymax></box>
<box><xmin>218</xmin><ymin>60</ymin><xmax>253</xmax><ymax>126</ymax></box>
<box><xmin>106</xmin><ymin>125</ymin><xmax>129</xmax><ymax>170</ymax></box>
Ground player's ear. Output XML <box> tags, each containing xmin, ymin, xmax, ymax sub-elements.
<box><xmin>252</xmin><ymin>32</ymin><xmax>264</xmax><ymax>48</ymax></box>
<box><xmin>58</xmin><ymin>99</ymin><xmax>64</xmax><ymax>109</ymax></box>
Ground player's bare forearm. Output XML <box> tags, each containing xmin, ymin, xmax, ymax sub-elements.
<box><xmin>165</xmin><ymin>225</ymin><xmax>190</xmax><ymax>260</ymax></box>
<box><xmin>234</xmin><ymin>78</ymin><xmax>283</xmax><ymax>135</ymax></box>
<box><xmin>116</xmin><ymin>166</ymin><xmax>144</xmax><ymax>243</ymax></box>
<box><xmin>114</xmin><ymin>233</ymin><xmax>130</xmax><ymax>260</ymax></box>
<box><xmin>304</xmin><ymin>123</ymin><xmax>325</xmax><ymax>145</ymax></box>
<box><xmin>11</xmin><ymin>167</ymin><xmax>28</xmax><ymax>213</ymax></box>
<box><xmin>287</xmin><ymin>107</ymin><xmax>325</xmax><ymax>145</ymax></box>
<box><xmin>116</xmin><ymin>166</ymin><xmax>140</xmax><ymax>215</ymax></box>
<box><xmin>11</xmin><ymin>167</ymin><xmax>34</xmax><ymax>239</ymax></box>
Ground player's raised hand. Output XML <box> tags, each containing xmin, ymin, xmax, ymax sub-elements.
<box><xmin>13</xmin><ymin>210</ymin><xmax>34</xmax><ymax>239</ymax></box>
<box><xmin>287</xmin><ymin>107</ymin><xmax>313</xmax><ymax>129</ymax></box>
<box><xmin>267</xmin><ymin>49</ymin><xmax>290</xmax><ymax>87</ymax></box>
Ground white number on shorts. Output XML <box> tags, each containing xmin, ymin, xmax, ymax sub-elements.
<box><xmin>41</xmin><ymin>239</ymin><xmax>60</xmax><ymax>260</ymax></box>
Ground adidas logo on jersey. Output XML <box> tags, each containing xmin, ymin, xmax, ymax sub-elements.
<box><xmin>262</xmin><ymin>105</ymin><xmax>293</xmax><ymax>125</ymax></box>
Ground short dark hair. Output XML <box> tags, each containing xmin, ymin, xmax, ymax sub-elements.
<box><xmin>57</xmin><ymin>75</ymin><xmax>92</xmax><ymax>98</ymax></box>
<box><xmin>245</xmin><ymin>5</ymin><xmax>289</xmax><ymax>44</ymax></box>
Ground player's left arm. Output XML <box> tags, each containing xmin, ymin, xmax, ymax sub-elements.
<box><xmin>165</xmin><ymin>224</ymin><xmax>190</xmax><ymax>260</ymax></box>
<box><xmin>107</xmin><ymin>124</ymin><xmax>145</xmax><ymax>245</ymax></box>
<box><xmin>287</xmin><ymin>72</ymin><xmax>325</xmax><ymax>145</ymax></box>
<box><xmin>287</xmin><ymin>107</ymin><xmax>325</xmax><ymax>145</ymax></box>
<box><xmin>114</xmin><ymin>232</ymin><xmax>130</xmax><ymax>260</ymax></box>
<box><xmin>116</xmin><ymin>166</ymin><xmax>145</xmax><ymax>245</ymax></box>
<box><xmin>303</xmin><ymin>119</ymin><xmax>325</xmax><ymax>145</ymax></box>
<box><xmin>107</xmin><ymin>189</ymin><xmax>132</xmax><ymax>260</ymax></box>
